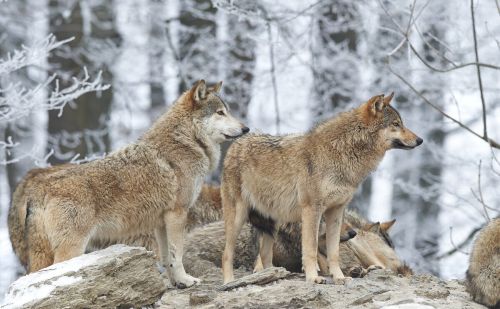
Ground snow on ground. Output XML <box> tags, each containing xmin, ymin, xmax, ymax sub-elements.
<box><xmin>0</xmin><ymin>228</ymin><xmax>19</xmax><ymax>304</ymax></box>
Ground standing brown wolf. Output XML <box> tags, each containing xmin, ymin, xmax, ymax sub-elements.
<box><xmin>465</xmin><ymin>217</ymin><xmax>499</xmax><ymax>309</ymax></box>
<box><xmin>221</xmin><ymin>93</ymin><xmax>422</xmax><ymax>284</ymax></box>
<box><xmin>8</xmin><ymin>166</ymin><xmax>222</xmax><ymax>266</ymax></box>
<box><xmin>12</xmin><ymin>80</ymin><xmax>248</xmax><ymax>288</ymax></box>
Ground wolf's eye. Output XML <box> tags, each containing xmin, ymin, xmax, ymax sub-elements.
<box><xmin>392</xmin><ymin>122</ymin><xmax>400</xmax><ymax>127</ymax></box>
<box><xmin>217</xmin><ymin>111</ymin><xmax>225</xmax><ymax>116</ymax></box>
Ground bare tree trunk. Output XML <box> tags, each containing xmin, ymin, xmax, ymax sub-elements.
<box><xmin>2</xmin><ymin>0</ymin><xmax>33</xmax><ymax>195</ymax></box>
<box><xmin>149</xmin><ymin>0</ymin><xmax>166</xmax><ymax>112</ymax></box>
<box><xmin>47</xmin><ymin>0</ymin><xmax>120</xmax><ymax>164</ymax></box>
<box><xmin>388</xmin><ymin>2</ymin><xmax>446</xmax><ymax>275</ymax></box>
<box><xmin>312</xmin><ymin>1</ymin><xmax>370</xmax><ymax>215</ymax></box>
<box><xmin>213</xmin><ymin>1</ymin><xmax>257</xmax><ymax>182</ymax></box>
<box><xmin>178</xmin><ymin>0</ymin><xmax>218</xmax><ymax>91</ymax></box>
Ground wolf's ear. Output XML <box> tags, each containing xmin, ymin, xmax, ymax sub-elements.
<box><xmin>192</xmin><ymin>79</ymin><xmax>207</xmax><ymax>102</ymax></box>
<box><xmin>380</xmin><ymin>219</ymin><xmax>396</xmax><ymax>232</ymax></box>
<box><xmin>210</xmin><ymin>81</ymin><xmax>223</xmax><ymax>93</ymax></box>
<box><xmin>383</xmin><ymin>92</ymin><xmax>394</xmax><ymax>106</ymax></box>
<box><xmin>365</xmin><ymin>222</ymin><xmax>381</xmax><ymax>233</ymax></box>
<box><xmin>367</xmin><ymin>95</ymin><xmax>385</xmax><ymax>116</ymax></box>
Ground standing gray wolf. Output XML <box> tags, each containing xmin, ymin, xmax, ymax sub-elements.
<box><xmin>13</xmin><ymin>80</ymin><xmax>248</xmax><ymax>288</ymax></box>
<box><xmin>221</xmin><ymin>93</ymin><xmax>422</xmax><ymax>284</ymax></box>
<box><xmin>465</xmin><ymin>217</ymin><xmax>499</xmax><ymax>308</ymax></box>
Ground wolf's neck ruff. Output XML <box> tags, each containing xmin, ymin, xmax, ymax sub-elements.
<box><xmin>141</xmin><ymin>91</ymin><xmax>221</xmax><ymax>173</ymax></box>
<box><xmin>306</xmin><ymin>109</ymin><xmax>386</xmax><ymax>186</ymax></box>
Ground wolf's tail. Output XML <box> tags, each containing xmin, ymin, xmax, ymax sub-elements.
<box><xmin>24</xmin><ymin>194</ymin><xmax>53</xmax><ymax>273</ymax></box>
<box><xmin>7</xmin><ymin>180</ymin><xmax>31</xmax><ymax>269</ymax></box>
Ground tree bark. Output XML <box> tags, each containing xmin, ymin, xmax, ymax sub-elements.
<box><xmin>47</xmin><ymin>0</ymin><xmax>120</xmax><ymax>164</ymax></box>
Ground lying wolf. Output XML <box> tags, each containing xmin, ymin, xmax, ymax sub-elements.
<box><xmin>9</xmin><ymin>80</ymin><xmax>248</xmax><ymax>288</ymax></box>
<box><xmin>465</xmin><ymin>217</ymin><xmax>499</xmax><ymax>309</ymax></box>
<box><xmin>181</xmin><ymin>211</ymin><xmax>412</xmax><ymax>279</ymax></box>
<box><xmin>221</xmin><ymin>92</ymin><xmax>422</xmax><ymax>284</ymax></box>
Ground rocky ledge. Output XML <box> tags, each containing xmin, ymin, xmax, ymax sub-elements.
<box><xmin>2</xmin><ymin>245</ymin><xmax>486</xmax><ymax>309</ymax></box>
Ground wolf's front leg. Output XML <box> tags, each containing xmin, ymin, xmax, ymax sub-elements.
<box><xmin>222</xmin><ymin>199</ymin><xmax>248</xmax><ymax>284</ymax></box>
<box><xmin>164</xmin><ymin>208</ymin><xmax>200</xmax><ymax>289</ymax></box>
<box><xmin>301</xmin><ymin>205</ymin><xmax>325</xmax><ymax>284</ymax></box>
<box><xmin>324</xmin><ymin>205</ymin><xmax>351</xmax><ymax>284</ymax></box>
<box><xmin>154</xmin><ymin>224</ymin><xmax>169</xmax><ymax>266</ymax></box>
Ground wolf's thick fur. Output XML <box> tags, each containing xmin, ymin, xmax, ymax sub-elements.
<box><xmin>465</xmin><ymin>218</ymin><xmax>499</xmax><ymax>309</ymax></box>
<box><xmin>221</xmin><ymin>93</ymin><xmax>422</xmax><ymax>284</ymax></box>
<box><xmin>11</xmin><ymin>80</ymin><xmax>248</xmax><ymax>288</ymax></box>
<box><xmin>86</xmin><ymin>184</ymin><xmax>222</xmax><ymax>254</ymax></box>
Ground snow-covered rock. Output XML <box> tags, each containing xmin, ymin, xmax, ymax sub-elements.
<box><xmin>1</xmin><ymin>245</ymin><xmax>166</xmax><ymax>309</ymax></box>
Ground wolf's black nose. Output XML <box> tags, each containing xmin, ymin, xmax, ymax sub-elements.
<box><xmin>416</xmin><ymin>137</ymin><xmax>423</xmax><ymax>145</ymax></box>
<box><xmin>348</xmin><ymin>229</ymin><xmax>357</xmax><ymax>239</ymax></box>
<box><xmin>242</xmin><ymin>127</ymin><xmax>250</xmax><ymax>134</ymax></box>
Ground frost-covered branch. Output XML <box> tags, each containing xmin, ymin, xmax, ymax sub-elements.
<box><xmin>0</xmin><ymin>68</ymin><xmax>109</xmax><ymax>121</ymax></box>
<box><xmin>0</xmin><ymin>34</ymin><xmax>73</xmax><ymax>76</ymax></box>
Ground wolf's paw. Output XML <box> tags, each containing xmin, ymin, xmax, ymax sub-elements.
<box><xmin>332</xmin><ymin>276</ymin><xmax>352</xmax><ymax>285</ymax></box>
<box><xmin>348</xmin><ymin>266</ymin><xmax>365</xmax><ymax>278</ymax></box>
<box><xmin>367</xmin><ymin>265</ymin><xmax>384</xmax><ymax>272</ymax></box>
<box><xmin>173</xmin><ymin>274</ymin><xmax>201</xmax><ymax>289</ymax></box>
<box><xmin>306</xmin><ymin>275</ymin><xmax>327</xmax><ymax>284</ymax></box>
<box><xmin>253</xmin><ymin>262</ymin><xmax>264</xmax><ymax>273</ymax></box>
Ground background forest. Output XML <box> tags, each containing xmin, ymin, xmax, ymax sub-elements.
<box><xmin>0</xmin><ymin>0</ymin><xmax>499</xmax><ymax>300</ymax></box>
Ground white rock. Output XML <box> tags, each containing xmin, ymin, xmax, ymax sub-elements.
<box><xmin>1</xmin><ymin>245</ymin><xmax>166</xmax><ymax>309</ymax></box>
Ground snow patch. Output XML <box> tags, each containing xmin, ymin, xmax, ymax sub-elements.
<box><xmin>2</xmin><ymin>276</ymin><xmax>81</xmax><ymax>309</ymax></box>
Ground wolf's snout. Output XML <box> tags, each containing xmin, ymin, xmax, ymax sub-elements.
<box><xmin>416</xmin><ymin>137</ymin><xmax>423</xmax><ymax>146</ymax></box>
<box><xmin>348</xmin><ymin>229</ymin><xmax>357</xmax><ymax>239</ymax></box>
<box><xmin>242</xmin><ymin>127</ymin><xmax>250</xmax><ymax>134</ymax></box>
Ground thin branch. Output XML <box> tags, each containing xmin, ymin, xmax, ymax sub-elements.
<box><xmin>435</xmin><ymin>226</ymin><xmax>482</xmax><ymax>259</ymax></box>
<box><xmin>407</xmin><ymin>41</ymin><xmax>500</xmax><ymax>72</ymax></box>
<box><xmin>386</xmin><ymin>59</ymin><xmax>500</xmax><ymax>149</ymax></box>
<box><xmin>470</xmin><ymin>0</ymin><xmax>488</xmax><ymax>139</ymax></box>
<box><xmin>266</xmin><ymin>21</ymin><xmax>280</xmax><ymax>134</ymax></box>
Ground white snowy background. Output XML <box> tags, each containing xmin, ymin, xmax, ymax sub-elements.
<box><xmin>1</xmin><ymin>0</ymin><xmax>499</xmax><ymax>301</ymax></box>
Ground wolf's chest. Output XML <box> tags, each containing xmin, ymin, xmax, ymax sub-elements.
<box><xmin>188</xmin><ymin>176</ymin><xmax>204</xmax><ymax>208</ymax></box>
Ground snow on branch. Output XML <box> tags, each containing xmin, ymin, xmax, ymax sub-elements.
<box><xmin>0</xmin><ymin>34</ymin><xmax>73</xmax><ymax>76</ymax></box>
<box><xmin>0</xmin><ymin>67</ymin><xmax>109</xmax><ymax>121</ymax></box>
<box><xmin>0</xmin><ymin>34</ymin><xmax>110</xmax><ymax>121</ymax></box>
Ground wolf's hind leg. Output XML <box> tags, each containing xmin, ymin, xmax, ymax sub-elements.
<box><xmin>317</xmin><ymin>252</ymin><xmax>329</xmax><ymax>274</ymax></box>
<box><xmin>53</xmin><ymin>236</ymin><xmax>89</xmax><ymax>264</ymax></box>
<box><xmin>301</xmin><ymin>205</ymin><xmax>325</xmax><ymax>284</ymax></box>
<box><xmin>164</xmin><ymin>207</ymin><xmax>200</xmax><ymax>289</ymax></box>
<box><xmin>324</xmin><ymin>205</ymin><xmax>351</xmax><ymax>284</ymax></box>
<box><xmin>26</xmin><ymin>224</ymin><xmax>54</xmax><ymax>272</ymax></box>
<box><xmin>253</xmin><ymin>254</ymin><xmax>264</xmax><ymax>273</ymax></box>
<box><xmin>222</xmin><ymin>199</ymin><xmax>248</xmax><ymax>284</ymax></box>
<box><xmin>260</xmin><ymin>232</ymin><xmax>274</xmax><ymax>269</ymax></box>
